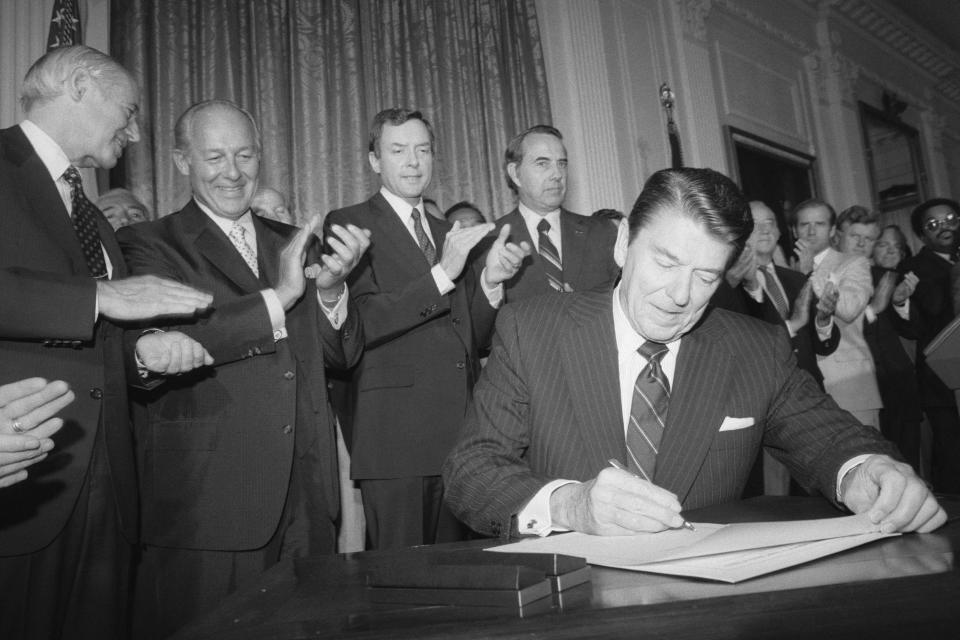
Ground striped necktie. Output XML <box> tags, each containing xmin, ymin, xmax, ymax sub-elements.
<box><xmin>626</xmin><ymin>341</ymin><xmax>670</xmax><ymax>481</ymax></box>
<box><xmin>762</xmin><ymin>264</ymin><xmax>789</xmax><ymax>320</ymax></box>
<box><xmin>537</xmin><ymin>218</ymin><xmax>564</xmax><ymax>292</ymax></box>
<box><xmin>62</xmin><ymin>166</ymin><xmax>107</xmax><ymax>278</ymax></box>
<box><xmin>411</xmin><ymin>208</ymin><xmax>437</xmax><ymax>266</ymax></box>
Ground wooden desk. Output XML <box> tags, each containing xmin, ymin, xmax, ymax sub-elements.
<box><xmin>173</xmin><ymin>496</ymin><xmax>960</xmax><ymax>639</ymax></box>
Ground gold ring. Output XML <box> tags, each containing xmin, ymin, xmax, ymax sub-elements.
<box><xmin>12</xmin><ymin>420</ymin><xmax>25</xmax><ymax>433</ymax></box>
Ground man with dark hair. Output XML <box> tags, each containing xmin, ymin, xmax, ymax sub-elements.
<box><xmin>486</xmin><ymin>124</ymin><xmax>620</xmax><ymax>301</ymax></box>
<box><xmin>326</xmin><ymin>107</ymin><xmax>530</xmax><ymax>549</ymax></box>
<box><xmin>443</xmin><ymin>167</ymin><xmax>943</xmax><ymax>539</ymax></box>
<box><xmin>901</xmin><ymin>197</ymin><xmax>960</xmax><ymax>492</ymax></box>
<box><xmin>790</xmin><ymin>199</ymin><xmax>876</xmax><ymax>427</ymax></box>
<box><xmin>0</xmin><ymin>45</ymin><xmax>213</xmax><ymax>639</ymax></box>
<box><xmin>118</xmin><ymin>99</ymin><xmax>370</xmax><ymax>637</ymax></box>
<box><xmin>445</xmin><ymin>200</ymin><xmax>486</xmax><ymax>228</ymax></box>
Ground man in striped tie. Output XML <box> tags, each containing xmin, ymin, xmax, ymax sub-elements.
<box><xmin>480</xmin><ymin>125</ymin><xmax>621</xmax><ymax>304</ymax></box>
<box><xmin>444</xmin><ymin>167</ymin><xmax>945</xmax><ymax>540</ymax></box>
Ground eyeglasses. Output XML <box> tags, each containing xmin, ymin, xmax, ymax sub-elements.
<box><xmin>923</xmin><ymin>213</ymin><xmax>959</xmax><ymax>232</ymax></box>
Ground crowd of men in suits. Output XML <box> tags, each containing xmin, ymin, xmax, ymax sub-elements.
<box><xmin>0</xmin><ymin>45</ymin><xmax>950</xmax><ymax>639</ymax></box>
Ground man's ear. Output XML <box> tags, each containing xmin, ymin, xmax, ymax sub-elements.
<box><xmin>172</xmin><ymin>149</ymin><xmax>191</xmax><ymax>176</ymax></box>
<box><xmin>614</xmin><ymin>217</ymin><xmax>629</xmax><ymax>268</ymax></box>
<box><xmin>506</xmin><ymin>162</ymin><xmax>520</xmax><ymax>190</ymax></box>
<box><xmin>368</xmin><ymin>151</ymin><xmax>381</xmax><ymax>175</ymax></box>
<box><xmin>65</xmin><ymin>67</ymin><xmax>91</xmax><ymax>102</ymax></box>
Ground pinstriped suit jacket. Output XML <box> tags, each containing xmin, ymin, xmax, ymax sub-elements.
<box><xmin>442</xmin><ymin>290</ymin><xmax>896</xmax><ymax>538</ymax></box>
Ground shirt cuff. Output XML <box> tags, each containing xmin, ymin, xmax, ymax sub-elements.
<box><xmin>261</xmin><ymin>289</ymin><xmax>287</xmax><ymax>341</ymax></box>
<box><xmin>316</xmin><ymin>284</ymin><xmax>349</xmax><ymax>330</ymax></box>
<box><xmin>836</xmin><ymin>454</ymin><xmax>873</xmax><ymax>503</ymax></box>
<box><xmin>480</xmin><ymin>268</ymin><xmax>504</xmax><ymax>309</ymax></box>
<box><xmin>815</xmin><ymin>316</ymin><xmax>834</xmax><ymax>341</ymax></box>
<box><xmin>516</xmin><ymin>479</ymin><xmax>577</xmax><ymax>536</ymax></box>
<box><xmin>431</xmin><ymin>264</ymin><xmax>455</xmax><ymax>295</ymax></box>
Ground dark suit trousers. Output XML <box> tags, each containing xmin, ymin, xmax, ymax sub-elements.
<box><xmin>132</xmin><ymin>439</ymin><xmax>335</xmax><ymax>640</ymax></box>
<box><xmin>360</xmin><ymin>476</ymin><xmax>467</xmax><ymax>550</ymax></box>
<box><xmin>0</xmin><ymin>424</ymin><xmax>133</xmax><ymax>640</ymax></box>
<box><xmin>923</xmin><ymin>406</ymin><xmax>960</xmax><ymax>494</ymax></box>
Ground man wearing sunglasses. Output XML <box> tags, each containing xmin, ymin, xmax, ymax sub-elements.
<box><xmin>901</xmin><ymin>198</ymin><xmax>960</xmax><ymax>493</ymax></box>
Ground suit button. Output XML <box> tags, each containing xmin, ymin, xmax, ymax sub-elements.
<box><xmin>284</xmin><ymin>371</ymin><xmax>295</xmax><ymax>380</ymax></box>
<box><xmin>327</xmin><ymin>381</ymin><xmax>334</xmax><ymax>389</ymax></box>
<box><xmin>253</xmin><ymin>347</ymin><xmax>262</xmax><ymax>355</ymax></box>
<box><xmin>456</xmin><ymin>361</ymin><xmax>465</xmax><ymax>369</ymax></box>
<box><xmin>452</xmin><ymin>317</ymin><xmax>461</xmax><ymax>326</ymax></box>
<box><xmin>89</xmin><ymin>388</ymin><xmax>103</xmax><ymax>400</ymax></box>
<box><xmin>282</xmin><ymin>424</ymin><xmax>293</xmax><ymax>434</ymax></box>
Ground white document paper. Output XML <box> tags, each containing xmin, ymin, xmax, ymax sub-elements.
<box><xmin>488</xmin><ymin>513</ymin><xmax>899</xmax><ymax>583</ymax></box>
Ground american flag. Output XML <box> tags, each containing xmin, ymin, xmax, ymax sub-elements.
<box><xmin>47</xmin><ymin>0</ymin><xmax>82</xmax><ymax>50</ymax></box>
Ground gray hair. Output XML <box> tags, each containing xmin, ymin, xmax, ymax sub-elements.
<box><xmin>174</xmin><ymin>99</ymin><xmax>262</xmax><ymax>154</ymax></box>
<box><xmin>20</xmin><ymin>45</ymin><xmax>133</xmax><ymax>112</ymax></box>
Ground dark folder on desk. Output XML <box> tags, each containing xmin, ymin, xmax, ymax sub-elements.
<box><xmin>924</xmin><ymin>314</ymin><xmax>960</xmax><ymax>390</ymax></box>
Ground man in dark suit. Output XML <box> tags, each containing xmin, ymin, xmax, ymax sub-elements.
<box><xmin>444</xmin><ymin>167</ymin><xmax>944</xmax><ymax>539</ymax></box>
<box><xmin>0</xmin><ymin>46</ymin><xmax>214</xmax><ymax>640</ymax></box>
<box><xmin>901</xmin><ymin>198</ymin><xmax>960</xmax><ymax>493</ymax></box>
<box><xmin>117</xmin><ymin>100</ymin><xmax>370</xmax><ymax>638</ymax></box>
<box><xmin>720</xmin><ymin>201</ymin><xmax>839</xmax><ymax>389</ymax></box>
<box><xmin>326</xmin><ymin>108</ymin><xmax>529</xmax><ymax>550</ymax></box>
<box><xmin>484</xmin><ymin>125</ymin><xmax>620</xmax><ymax>301</ymax></box>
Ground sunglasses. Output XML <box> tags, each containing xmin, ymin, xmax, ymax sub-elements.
<box><xmin>923</xmin><ymin>213</ymin><xmax>959</xmax><ymax>232</ymax></box>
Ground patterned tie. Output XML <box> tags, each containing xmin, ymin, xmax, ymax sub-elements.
<box><xmin>626</xmin><ymin>341</ymin><xmax>671</xmax><ymax>481</ymax></box>
<box><xmin>763</xmin><ymin>264</ymin><xmax>789</xmax><ymax>320</ymax></box>
<box><xmin>411</xmin><ymin>208</ymin><xmax>437</xmax><ymax>266</ymax></box>
<box><xmin>62</xmin><ymin>167</ymin><xmax>107</xmax><ymax>278</ymax></box>
<box><xmin>537</xmin><ymin>218</ymin><xmax>564</xmax><ymax>292</ymax></box>
<box><xmin>228</xmin><ymin>220</ymin><xmax>259</xmax><ymax>277</ymax></box>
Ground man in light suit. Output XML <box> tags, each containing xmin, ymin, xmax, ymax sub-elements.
<box><xmin>483</xmin><ymin>125</ymin><xmax>620</xmax><ymax>302</ymax></box>
<box><xmin>791</xmin><ymin>199</ymin><xmax>880</xmax><ymax>428</ymax></box>
<box><xmin>117</xmin><ymin>100</ymin><xmax>370</xmax><ymax>638</ymax></box>
<box><xmin>0</xmin><ymin>46</ymin><xmax>214</xmax><ymax>639</ymax></box>
<box><xmin>326</xmin><ymin>107</ymin><xmax>529</xmax><ymax>550</ymax></box>
<box><xmin>443</xmin><ymin>168</ymin><xmax>944</xmax><ymax>539</ymax></box>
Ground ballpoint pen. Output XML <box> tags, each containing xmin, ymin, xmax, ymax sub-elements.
<box><xmin>608</xmin><ymin>458</ymin><xmax>696</xmax><ymax>532</ymax></box>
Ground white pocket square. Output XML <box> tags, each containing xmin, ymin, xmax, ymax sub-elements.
<box><xmin>719</xmin><ymin>416</ymin><xmax>755</xmax><ymax>432</ymax></box>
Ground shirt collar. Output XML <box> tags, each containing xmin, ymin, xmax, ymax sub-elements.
<box><xmin>611</xmin><ymin>284</ymin><xmax>681</xmax><ymax>358</ymax></box>
<box><xmin>380</xmin><ymin>186</ymin><xmax>424</xmax><ymax>222</ymax></box>
<box><xmin>19</xmin><ymin>120</ymin><xmax>71</xmax><ymax>184</ymax></box>
<box><xmin>195</xmin><ymin>198</ymin><xmax>254</xmax><ymax>237</ymax></box>
<box><xmin>813</xmin><ymin>245</ymin><xmax>832</xmax><ymax>268</ymax></box>
<box><xmin>518</xmin><ymin>202</ymin><xmax>561</xmax><ymax>230</ymax></box>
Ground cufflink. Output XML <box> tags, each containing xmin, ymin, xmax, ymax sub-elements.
<box><xmin>526</xmin><ymin>519</ymin><xmax>537</xmax><ymax>530</ymax></box>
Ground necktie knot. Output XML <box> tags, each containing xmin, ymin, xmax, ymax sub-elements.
<box><xmin>63</xmin><ymin>166</ymin><xmax>82</xmax><ymax>189</ymax></box>
<box><xmin>638</xmin><ymin>340</ymin><xmax>668</xmax><ymax>363</ymax></box>
<box><xmin>537</xmin><ymin>219</ymin><xmax>551</xmax><ymax>234</ymax></box>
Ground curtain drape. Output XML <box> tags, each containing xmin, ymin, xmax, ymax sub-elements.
<box><xmin>112</xmin><ymin>0</ymin><xmax>551</xmax><ymax>223</ymax></box>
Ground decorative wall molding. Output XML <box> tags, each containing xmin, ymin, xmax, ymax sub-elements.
<box><xmin>712</xmin><ymin>0</ymin><xmax>814</xmax><ymax>54</ymax></box>
<box><xmin>806</xmin><ymin>0</ymin><xmax>960</xmax><ymax>105</ymax></box>
<box><xmin>679</xmin><ymin>0</ymin><xmax>712</xmax><ymax>42</ymax></box>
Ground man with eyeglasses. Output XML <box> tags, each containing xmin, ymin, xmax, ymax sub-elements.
<box><xmin>901</xmin><ymin>198</ymin><xmax>960</xmax><ymax>493</ymax></box>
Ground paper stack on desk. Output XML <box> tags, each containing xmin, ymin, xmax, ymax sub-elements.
<box><xmin>366</xmin><ymin>550</ymin><xmax>590</xmax><ymax>612</ymax></box>
<box><xmin>489</xmin><ymin>513</ymin><xmax>898</xmax><ymax>583</ymax></box>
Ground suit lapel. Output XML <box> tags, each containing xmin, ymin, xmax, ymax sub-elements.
<box><xmin>654</xmin><ymin>312</ymin><xmax>733</xmax><ymax>502</ymax></box>
<box><xmin>253</xmin><ymin>214</ymin><xmax>284</xmax><ymax>288</ymax></box>
<box><xmin>182</xmin><ymin>202</ymin><xmax>262</xmax><ymax>292</ymax></box>
<box><xmin>560</xmin><ymin>209</ymin><xmax>587</xmax><ymax>290</ymax></box>
<box><xmin>3</xmin><ymin>127</ymin><xmax>89</xmax><ymax>275</ymax></box>
<box><xmin>369</xmin><ymin>193</ymin><xmax>436</xmax><ymax>276</ymax></box>
<box><xmin>559</xmin><ymin>292</ymin><xmax>625</xmax><ymax>471</ymax></box>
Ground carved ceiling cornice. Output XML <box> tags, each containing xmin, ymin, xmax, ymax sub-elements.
<box><xmin>808</xmin><ymin>0</ymin><xmax>960</xmax><ymax>105</ymax></box>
